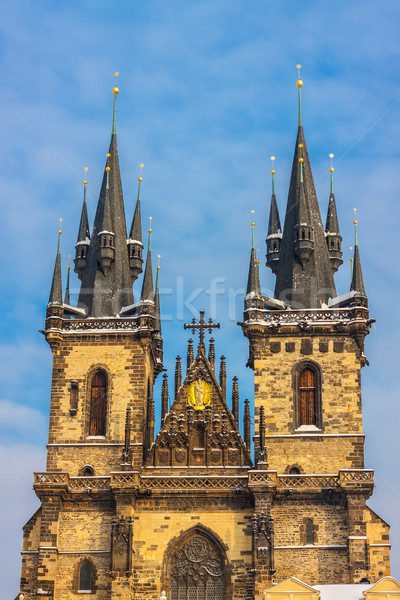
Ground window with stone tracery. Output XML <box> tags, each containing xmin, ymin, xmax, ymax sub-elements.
<box><xmin>170</xmin><ymin>535</ymin><xmax>225</xmax><ymax>600</ymax></box>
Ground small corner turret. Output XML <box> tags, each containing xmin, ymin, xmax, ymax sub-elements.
<box><xmin>74</xmin><ymin>168</ymin><xmax>90</xmax><ymax>280</ymax></box>
<box><xmin>127</xmin><ymin>164</ymin><xmax>144</xmax><ymax>282</ymax></box>
<box><xmin>266</xmin><ymin>156</ymin><xmax>282</xmax><ymax>274</ymax></box>
<box><xmin>325</xmin><ymin>154</ymin><xmax>343</xmax><ymax>273</ymax></box>
<box><xmin>96</xmin><ymin>153</ymin><xmax>115</xmax><ymax>276</ymax></box>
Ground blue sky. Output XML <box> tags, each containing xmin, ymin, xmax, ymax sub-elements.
<box><xmin>1</xmin><ymin>0</ymin><xmax>400</xmax><ymax>595</ymax></box>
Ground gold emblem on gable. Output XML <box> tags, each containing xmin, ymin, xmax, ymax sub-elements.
<box><xmin>188</xmin><ymin>379</ymin><xmax>212</xmax><ymax>410</ymax></box>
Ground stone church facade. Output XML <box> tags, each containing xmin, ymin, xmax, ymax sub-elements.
<box><xmin>18</xmin><ymin>74</ymin><xmax>390</xmax><ymax>600</ymax></box>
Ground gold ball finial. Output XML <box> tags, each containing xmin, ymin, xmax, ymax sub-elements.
<box><xmin>298</xmin><ymin>143</ymin><xmax>303</xmax><ymax>149</ymax></box>
<box><xmin>138</xmin><ymin>177</ymin><xmax>143</xmax><ymax>182</ymax></box>
<box><xmin>107</xmin><ymin>153</ymin><xmax>111</xmax><ymax>158</ymax></box>
<box><xmin>67</xmin><ymin>265</ymin><xmax>71</xmax><ymax>271</ymax></box>
<box><xmin>83</xmin><ymin>166</ymin><xmax>88</xmax><ymax>186</ymax></box>
<box><xmin>350</xmin><ymin>258</ymin><xmax>354</xmax><ymax>263</ymax></box>
<box><xmin>157</xmin><ymin>255</ymin><xmax>161</xmax><ymax>270</ymax></box>
<box><xmin>296</xmin><ymin>64</ymin><xmax>303</xmax><ymax>87</ymax></box>
<box><xmin>270</xmin><ymin>156</ymin><xmax>276</xmax><ymax>175</ymax></box>
<box><xmin>58</xmin><ymin>229</ymin><xmax>62</xmax><ymax>234</ymax></box>
<box><xmin>148</xmin><ymin>216</ymin><xmax>152</xmax><ymax>233</ymax></box>
<box><xmin>271</xmin><ymin>169</ymin><xmax>275</xmax><ymax>174</ymax></box>
<box><xmin>105</xmin><ymin>166</ymin><xmax>110</xmax><ymax>172</ymax></box>
<box><xmin>354</xmin><ymin>220</ymin><xmax>358</xmax><ymax>225</ymax></box>
<box><xmin>113</xmin><ymin>72</ymin><xmax>119</xmax><ymax>95</ymax></box>
<box><xmin>138</xmin><ymin>163</ymin><xmax>144</xmax><ymax>182</ymax></box>
<box><xmin>299</xmin><ymin>157</ymin><xmax>304</xmax><ymax>163</ymax></box>
<box><xmin>330</xmin><ymin>167</ymin><xmax>334</xmax><ymax>173</ymax></box>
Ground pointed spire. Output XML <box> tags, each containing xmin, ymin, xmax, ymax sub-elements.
<box><xmin>219</xmin><ymin>356</ymin><xmax>227</xmax><ymax>401</ymax></box>
<box><xmin>350</xmin><ymin>210</ymin><xmax>366</xmax><ymax>296</ymax></box>
<box><xmin>244</xmin><ymin>399</ymin><xmax>251</xmax><ymax>450</ymax></box>
<box><xmin>77</xmin><ymin>75</ymin><xmax>134</xmax><ymax>317</ymax></box>
<box><xmin>77</xmin><ymin>168</ymin><xmax>90</xmax><ymax>243</ymax></box>
<box><xmin>48</xmin><ymin>220</ymin><xmax>63</xmax><ymax>306</ymax></box>
<box><xmin>273</xmin><ymin>71</ymin><xmax>336</xmax><ymax>308</ymax></box>
<box><xmin>187</xmin><ymin>338</ymin><xmax>194</xmax><ymax>373</ymax></box>
<box><xmin>112</xmin><ymin>72</ymin><xmax>119</xmax><ymax>136</ymax></box>
<box><xmin>154</xmin><ymin>254</ymin><xmax>162</xmax><ymax>333</ymax></box>
<box><xmin>231</xmin><ymin>376</ymin><xmax>239</xmax><ymax>422</ymax></box>
<box><xmin>208</xmin><ymin>338</ymin><xmax>215</xmax><ymax>372</ymax></box>
<box><xmin>266</xmin><ymin>158</ymin><xmax>282</xmax><ymax>274</ymax></box>
<box><xmin>325</xmin><ymin>154</ymin><xmax>343</xmax><ymax>274</ymax></box>
<box><xmin>64</xmin><ymin>255</ymin><xmax>71</xmax><ymax>305</ymax></box>
<box><xmin>256</xmin><ymin>405</ymin><xmax>268</xmax><ymax>469</ymax></box>
<box><xmin>296</xmin><ymin>64</ymin><xmax>303</xmax><ymax>127</ymax></box>
<box><xmin>122</xmin><ymin>406</ymin><xmax>131</xmax><ymax>466</ymax></box>
<box><xmin>246</xmin><ymin>212</ymin><xmax>262</xmax><ymax>297</ymax></box>
<box><xmin>267</xmin><ymin>157</ymin><xmax>281</xmax><ymax>236</ymax></box>
<box><xmin>161</xmin><ymin>373</ymin><xmax>169</xmax><ymax>423</ymax></box>
<box><xmin>174</xmin><ymin>356</ymin><xmax>182</xmax><ymax>401</ymax></box>
<box><xmin>74</xmin><ymin>168</ymin><xmax>90</xmax><ymax>281</ymax></box>
<box><xmin>140</xmin><ymin>218</ymin><xmax>154</xmax><ymax>302</ymax></box>
<box><xmin>129</xmin><ymin>164</ymin><xmax>143</xmax><ymax>241</ymax></box>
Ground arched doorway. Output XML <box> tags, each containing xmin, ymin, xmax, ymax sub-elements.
<box><xmin>169</xmin><ymin>532</ymin><xmax>226</xmax><ymax>600</ymax></box>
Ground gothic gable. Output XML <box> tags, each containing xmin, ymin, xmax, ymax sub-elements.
<box><xmin>146</xmin><ymin>345</ymin><xmax>252</xmax><ymax>469</ymax></box>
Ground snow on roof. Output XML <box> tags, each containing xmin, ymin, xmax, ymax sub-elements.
<box><xmin>314</xmin><ymin>584</ymin><xmax>370</xmax><ymax>600</ymax></box>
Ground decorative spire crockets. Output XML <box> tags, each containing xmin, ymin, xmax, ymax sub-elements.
<box><xmin>325</xmin><ymin>154</ymin><xmax>343</xmax><ymax>273</ymax></box>
<box><xmin>350</xmin><ymin>210</ymin><xmax>366</xmax><ymax>298</ymax></box>
<box><xmin>96</xmin><ymin>153</ymin><xmax>116</xmax><ymax>276</ymax></box>
<box><xmin>273</xmin><ymin>66</ymin><xmax>337</xmax><ymax>308</ymax></box>
<box><xmin>266</xmin><ymin>156</ymin><xmax>282</xmax><ymax>274</ymax></box>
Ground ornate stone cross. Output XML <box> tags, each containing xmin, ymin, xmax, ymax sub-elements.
<box><xmin>184</xmin><ymin>310</ymin><xmax>220</xmax><ymax>346</ymax></box>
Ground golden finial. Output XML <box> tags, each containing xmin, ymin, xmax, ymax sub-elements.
<box><xmin>138</xmin><ymin>163</ymin><xmax>144</xmax><ymax>182</ymax></box>
<box><xmin>83</xmin><ymin>166</ymin><xmax>88</xmax><ymax>185</ymax></box>
<box><xmin>270</xmin><ymin>156</ymin><xmax>275</xmax><ymax>175</ymax></box>
<box><xmin>251</xmin><ymin>209</ymin><xmax>255</xmax><ymax>228</ymax></box>
<box><xmin>157</xmin><ymin>254</ymin><xmax>161</xmax><ymax>270</ymax></box>
<box><xmin>329</xmin><ymin>153</ymin><xmax>334</xmax><ymax>173</ymax></box>
<box><xmin>105</xmin><ymin>153</ymin><xmax>111</xmax><ymax>172</ymax></box>
<box><xmin>113</xmin><ymin>72</ymin><xmax>119</xmax><ymax>95</ymax></box>
<box><xmin>353</xmin><ymin>208</ymin><xmax>357</xmax><ymax>225</ymax></box>
<box><xmin>298</xmin><ymin>143</ymin><xmax>303</xmax><ymax>149</ymax></box>
<box><xmin>296</xmin><ymin>64</ymin><xmax>303</xmax><ymax>88</ymax></box>
<box><xmin>149</xmin><ymin>216</ymin><xmax>152</xmax><ymax>234</ymax></box>
<box><xmin>105</xmin><ymin>166</ymin><xmax>110</xmax><ymax>172</ymax></box>
<box><xmin>298</xmin><ymin>157</ymin><xmax>304</xmax><ymax>163</ymax></box>
<box><xmin>67</xmin><ymin>254</ymin><xmax>71</xmax><ymax>271</ymax></box>
<box><xmin>58</xmin><ymin>217</ymin><xmax>62</xmax><ymax>235</ymax></box>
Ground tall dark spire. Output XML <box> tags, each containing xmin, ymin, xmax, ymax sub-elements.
<box><xmin>350</xmin><ymin>213</ymin><xmax>366</xmax><ymax>297</ymax></box>
<box><xmin>243</xmin><ymin>399</ymin><xmax>251</xmax><ymax>450</ymax></box>
<box><xmin>161</xmin><ymin>373</ymin><xmax>169</xmax><ymax>423</ymax></box>
<box><xmin>48</xmin><ymin>223</ymin><xmax>63</xmax><ymax>307</ymax></box>
<box><xmin>219</xmin><ymin>356</ymin><xmax>227</xmax><ymax>401</ymax></box>
<box><xmin>266</xmin><ymin>157</ymin><xmax>283</xmax><ymax>274</ymax></box>
<box><xmin>127</xmin><ymin>164</ymin><xmax>144</xmax><ymax>281</ymax></box>
<box><xmin>140</xmin><ymin>219</ymin><xmax>154</xmax><ymax>302</ymax></box>
<box><xmin>77</xmin><ymin>75</ymin><xmax>134</xmax><ymax>317</ymax></box>
<box><xmin>273</xmin><ymin>68</ymin><xmax>336</xmax><ymax>308</ymax></box>
<box><xmin>174</xmin><ymin>356</ymin><xmax>182</xmax><ymax>401</ymax></box>
<box><xmin>231</xmin><ymin>376</ymin><xmax>239</xmax><ymax>423</ymax></box>
<box><xmin>246</xmin><ymin>216</ymin><xmax>262</xmax><ymax>297</ymax></box>
<box><xmin>325</xmin><ymin>155</ymin><xmax>343</xmax><ymax>273</ymax></box>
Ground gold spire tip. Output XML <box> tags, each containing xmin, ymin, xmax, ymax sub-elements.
<box><xmin>107</xmin><ymin>153</ymin><xmax>111</xmax><ymax>158</ymax></box>
<box><xmin>251</xmin><ymin>222</ymin><xmax>255</xmax><ymax>227</ymax></box>
<box><xmin>105</xmin><ymin>166</ymin><xmax>110</xmax><ymax>172</ymax></box>
<box><xmin>138</xmin><ymin>163</ymin><xmax>144</xmax><ymax>182</ymax></box>
<box><xmin>298</xmin><ymin>143</ymin><xmax>303</xmax><ymax>149</ymax></box>
<box><xmin>58</xmin><ymin>229</ymin><xmax>62</xmax><ymax>234</ymax></box>
<box><xmin>113</xmin><ymin>72</ymin><xmax>119</xmax><ymax>95</ymax></box>
<box><xmin>296</xmin><ymin>64</ymin><xmax>303</xmax><ymax>87</ymax></box>
<box><xmin>298</xmin><ymin>157</ymin><xmax>304</xmax><ymax>163</ymax></box>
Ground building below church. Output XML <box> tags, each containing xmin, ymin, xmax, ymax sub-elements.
<box><xmin>17</xmin><ymin>71</ymin><xmax>392</xmax><ymax>600</ymax></box>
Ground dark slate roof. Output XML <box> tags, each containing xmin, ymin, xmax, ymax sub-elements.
<box><xmin>325</xmin><ymin>193</ymin><xmax>340</xmax><ymax>235</ymax></box>
<box><xmin>129</xmin><ymin>182</ymin><xmax>142</xmax><ymax>242</ymax></box>
<box><xmin>246</xmin><ymin>247</ymin><xmax>261</xmax><ymax>297</ymax></box>
<box><xmin>140</xmin><ymin>236</ymin><xmax>154</xmax><ymax>302</ymax></box>
<box><xmin>274</xmin><ymin>126</ymin><xmax>337</xmax><ymax>308</ymax></box>
<box><xmin>77</xmin><ymin>132</ymin><xmax>134</xmax><ymax>317</ymax></box>
<box><xmin>350</xmin><ymin>243</ymin><xmax>366</xmax><ymax>296</ymax></box>
<box><xmin>76</xmin><ymin>188</ymin><xmax>90</xmax><ymax>243</ymax></box>
<box><xmin>267</xmin><ymin>193</ymin><xmax>282</xmax><ymax>236</ymax></box>
<box><xmin>48</xmin><ymin>244</ymin><xmax>62</xmax><ymax>306</ymax></box>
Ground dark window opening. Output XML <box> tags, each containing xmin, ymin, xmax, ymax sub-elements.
<box><xmin>305</xmin><ymin>519</ymin><xmax>314</xmax><ymax>545</ymax></box>
<box><xmin>289</xmin><ymin>467</ymin><xmax>300</xmax><ymax>474</ymax></box>
<box><xmin>83</xmin><ymin>466</ymin><xmax>94</xmax><ymax>477</ymax></box>
<box><xmin>89</xmin><ymin>371</ymin><xmax>107</xmax><ymax>436</ymax></box>
<box><xmin>299</xmin><ymin>368</ymin><xmax>316</xmax><ymax>426</ymax></box>
<box><xmin>79</xmin><ymin>561</ymin><xmax>92</xmax><ymax>591</ymax></box>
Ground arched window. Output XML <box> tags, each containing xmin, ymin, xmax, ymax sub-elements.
<box><xmin>89</xmin><ymin>371</ymin><xmax>107</xmax><ymax>436</ymax></box>
<box><xmin>170</xmin><ymin>535</ymin><xmax>225</xmax><ymax>600</ymax></box>
<box><xmin>299</xmin><ymin>368</ymin><xmax>316</xmax><ymax>426</ymax></box>
<box><xmin>305</xmin><ymin>519</ymin><xmax>314</xmax><ymax>545</ymax></box>
<box><xmin>79</xmin><ymin>561</ymin><xmax>92</xmax><ymax>592</ymax></box>
<box><xmin>289</xmin><ymin>467</ymin><xmax>300</xmax><ymax>475</ymax></box>
<box><xmin>83</xmin><ymin>466</ymin><xmax>94</xmax><ymax>477</ymax></box>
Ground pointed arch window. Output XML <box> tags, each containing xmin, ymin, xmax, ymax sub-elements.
<box><xmin>299</xmin><ymin>368</ymin><xmax>316</xmax><ymax>426</ymax></box>
<box><xmin>294</xmin><ymin>362</ymin><xmax>322</xmax><ymax>430</ymax></box>
<box><xmin>79</xmin><ymin>560</ymin><xmax>92</xmax><ymax>592</ymax></box>
<box><xmin>169</xmin><ymin>535</ymin><xmax>225</xmax><ymax>600</ymax></box>
<box><xmin>89</xmin><ymin>370</ymin><xmax>107</xmax><ymax>436</ymax></box>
